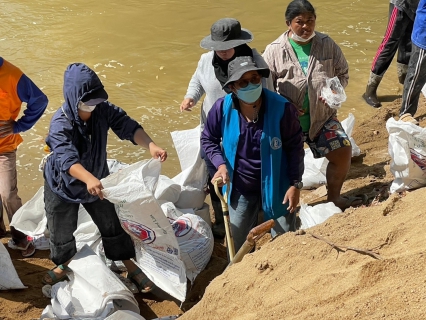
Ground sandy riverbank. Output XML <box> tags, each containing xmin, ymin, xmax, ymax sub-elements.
<box><xmin>1</xmin><ymin>97</ymin><xmax>426</xmax><ymax>320</ymax></box>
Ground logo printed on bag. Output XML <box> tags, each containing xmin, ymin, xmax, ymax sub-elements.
<box><xmin>410</xmin><ymin>149</ymin><xmax>426</xmax><ymax>171</ymax></box>
<box><xmin>172</xmin><ymin>217</ymin><xmax>192</xmax><ymax>237</ymax></box>
<box><xmin>166</xmin><ymin>247</ymin><xmax>179</xmax><ymax>255</ymax></box>
<box><xmin>122</xmin><ymin>219</ymin><xmax>156</xmax><ymax>244</ymax></box>
<box><xmin>270</xmin><ymin>137</ymin><xmax>282</xmax><ymax>150</ymax></box>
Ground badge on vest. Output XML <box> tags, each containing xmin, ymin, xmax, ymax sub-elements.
<box><xmin>270</xmin><ymin>137</ymin><xmax>282</xmax><ymax>150</ymax></box>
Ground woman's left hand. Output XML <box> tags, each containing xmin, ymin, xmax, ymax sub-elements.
<box><xmin>283</xmin><ymin>186</ymin><xmax>300</xmax><ymax>213</ymax></box>
<box><xmin>149</xmin><ymin>144</ymin><xmax>167</xmax><ymax>162</ymax></box>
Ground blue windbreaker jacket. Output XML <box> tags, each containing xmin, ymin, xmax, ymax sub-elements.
<box><xmin>412</xmin><ymin>0</ymin><xmax>426</xmax><ymax>49</ymax></box>
<box><xmin>44</xmin><ymin>63</ymin><xmax>142</xmax><ymax>203</ymax></box>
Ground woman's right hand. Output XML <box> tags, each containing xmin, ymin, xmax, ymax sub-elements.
<box><xmin>212</xmin><ymin>164</ymin><xmax>229</xmax><ymax>187</ymax></box>
<box><xmin>318</xmin><ymin>96</ymin><xmax>329</xmax><ymax>107</ymax></box>
<box><xmin>180</xmin><ymin>98</ymin><xmax>194</xmax><ymax>112</ymax></box>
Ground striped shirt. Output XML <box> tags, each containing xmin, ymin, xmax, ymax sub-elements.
<box><xmin>263</xmin><ymin>31</ymin><xmax>349</xmax><ymax>140</ymax></box>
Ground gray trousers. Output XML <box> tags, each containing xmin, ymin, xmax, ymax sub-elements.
<box><xmin>399</xmin><ymin>44</ymin><xmax>426</xmax><ymax>117</ymax></box>
<box><xmin>0</xmin><ymin>150</ymin><xmax>26</xmax><ymax>243</ymax></box>
<box><xmin>44</xmin><ymin>181</ymin><xmax>135</xmax><ymax>265</ymax></box>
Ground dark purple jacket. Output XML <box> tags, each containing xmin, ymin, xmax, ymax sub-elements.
<box><xmin>44</xmin><ymin>63</ymin><xmax>142</xmax><ymax>203</ymax></box>
<box><xmin>201</xmin><ymin>94</ymin><xmax>304</xmax><ymax>194</ymax></box>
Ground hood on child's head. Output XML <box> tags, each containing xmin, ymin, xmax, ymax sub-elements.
<box><xmin>62</xmin><ymin>63</ymin><xmax>108</xmax><ymax>122</ymax></box>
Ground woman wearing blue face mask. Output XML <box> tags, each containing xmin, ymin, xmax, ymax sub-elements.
<box><xmin>201</xmin><ymin>56</ymin><xmax>304</xmax><ymax>253</ymax></box>
<box><xmin>263</xmin><ymin>0</ymin><xmax>365</xmax><ymax>211</ymax></box>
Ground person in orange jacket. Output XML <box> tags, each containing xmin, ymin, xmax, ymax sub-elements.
<box><xmin>0</xmin><ymin>57</ymin><xmax>48</xmax><ymax>257</ymax></box>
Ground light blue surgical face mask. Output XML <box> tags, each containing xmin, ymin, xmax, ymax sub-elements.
<box><xmin>236</xmin><ymin>82</ymin><xmax>262</xmax><ymax>104</ymax></box>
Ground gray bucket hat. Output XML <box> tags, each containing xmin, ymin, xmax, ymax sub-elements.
<box><xmin>200</xmin><ymin>18</ymin><xmax>253</xmax><ymax>51</ymax></box>
<box><xmin>223</xmin><ymin>56</ymin><xmax>270</xmax><ymax>89</ymax></box>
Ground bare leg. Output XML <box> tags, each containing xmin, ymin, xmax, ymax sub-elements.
<box><xmin>123</xmin><ymin>259</ymin><xmax>139</xmax><ymax>275</ymax></box>
<box><xmin>325</xmin><ymin>146</ymin><xmax>359</xmax><ymax>210</ymax></box>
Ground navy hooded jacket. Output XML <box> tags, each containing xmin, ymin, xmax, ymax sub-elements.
<box><xmin>44</xmin><ymin>63</ymin><xmax>142</xmax><ymax>203</ymax></box>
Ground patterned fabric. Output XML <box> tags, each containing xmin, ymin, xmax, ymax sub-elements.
<box><xmin>303</xmin><ymin>117</ymin><xmax>351</xmax><ymax>159</ymax></box>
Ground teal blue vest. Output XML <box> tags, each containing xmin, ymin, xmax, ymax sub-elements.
<box><xmin>221</xmin><ymin>89</ymin><xmax>290</xmax><ymax>220</ymax></box>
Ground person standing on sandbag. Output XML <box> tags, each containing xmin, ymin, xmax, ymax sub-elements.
<box><xmin>362</xmin><ymin>0</ymin><xmax>419</xmax><ymax>108</ymax></box>
<box><xmin>179</xmin><ymin>18</ymin><xmax>274</xmax><ymax>239</ymax></box>
<box><xmin>42</xmin><ymin>63</ymin><xmax>167</xmax><ymax>293</ymax></box>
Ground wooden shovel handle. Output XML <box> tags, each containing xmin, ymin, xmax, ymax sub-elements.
<box><xmin>228</xmin><ymin>219</ymin><xmax>276</xmax><ymax>267</ymax></box>
<box><xmin>247</xmin><ymin>219</ymin><xmax>275</xmax><ymax>241</ymax></box>
<box><xmin>213</xmin><ymin>177</ymin><xmax>229</xmax><ymax>205</ymax></box>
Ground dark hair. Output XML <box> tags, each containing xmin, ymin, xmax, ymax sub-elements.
<box><xmin>285</xmin><ymin>0</ymin><xmax>316</xmax><ymax>22</ymax></box>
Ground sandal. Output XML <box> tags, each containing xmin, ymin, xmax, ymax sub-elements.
<box><xmin>42</xmin><ymin>264</ymin><xmax>71</xmax><ymax>285</ymax></box>
<box><xmin>7</xmin><ymin>239</ymin><xmax>36</xmax><ymax>257</ymax></box>
<box><xmin>127</xmin><ymin>268</ymin><xmax>155</xmax><ymax>293</ymax></box>
<box><xmin>399</xmin><ymin>113</ymin><xmax>419</xmax><ymax>125</ymax></box>
<box><xmin>339</xmin><ymin>194</ymin><xmax>369</xmax><ymax>210</ymax></box>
